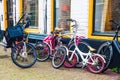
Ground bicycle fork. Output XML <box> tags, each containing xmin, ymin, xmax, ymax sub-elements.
<box><xmin>20</xmin><ymin>42</ymin><xmax>28</xmax><ymax>58</ymax></box>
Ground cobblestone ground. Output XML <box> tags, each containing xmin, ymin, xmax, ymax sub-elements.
<box><xmin>0</xmin><ymin>47</ymin><xmax>120</xmax><ymax>80</ymax></box>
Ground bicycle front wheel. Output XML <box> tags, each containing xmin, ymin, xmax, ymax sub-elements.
<box><xmin>97</xmin><ymin>42</ymin><xmax>113</xmax><ymax>72</ymax></box>
<box><xmin>51</xmin><ymin>46</ymin><xmax>67</xmax><ymax>69</ymax></box>
<box><xmin>11</xmin><ymin>42</ymin><xmax>37</xmax><ymax>68</ymax></box>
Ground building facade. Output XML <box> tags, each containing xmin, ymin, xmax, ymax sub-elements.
<box><xmin>0</xmin><ymin>0</ymin><xmax>2</xmax><ymax>30</ymax></box>
<box><xmin>1</xmin><ymin>0</ymin><xmax>120</xmax><ymax>40</ymax></box>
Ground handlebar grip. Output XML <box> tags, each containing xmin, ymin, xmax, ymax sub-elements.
<box><xmin>66</xmin><ymin>19</ymin><xmax>74</xmax><ymax>22</ymax></box>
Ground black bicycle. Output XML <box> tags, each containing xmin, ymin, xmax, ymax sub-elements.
<box><xmin>97</xmin><ymin>20</ymin><xmax>120</xmax><ymax>72</ymax></box>
<box><xmin>0</xmin><ymin>13</ymin><xmax>37</xmax><ymax>68</ymax></box>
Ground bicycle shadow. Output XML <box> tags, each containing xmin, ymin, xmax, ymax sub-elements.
<box><xmin>0</xmin><ymin>55</ymin><xmax>10</xmax><ymax>59</ymax></box>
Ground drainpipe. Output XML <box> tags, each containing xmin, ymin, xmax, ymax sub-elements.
<box><xmin>44</xmin><ymin>0</ymin><xmax>47</xmax><ymax>34</ymax></box>
<box><xmin>13</xmin><ymin>0</ymin><xmax>16</xmax><ymax>25</ymax></box>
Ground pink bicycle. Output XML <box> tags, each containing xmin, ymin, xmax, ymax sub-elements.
<box><xmin>36</xmin><ymin>28</ymin><xmax>64</xmax><ymax>62</ymax></box>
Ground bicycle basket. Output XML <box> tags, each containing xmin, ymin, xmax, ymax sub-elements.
<box><xmin>5</xmin><ymin>25</ymin><xmax>23</xmax><ymax>42</ymax></box>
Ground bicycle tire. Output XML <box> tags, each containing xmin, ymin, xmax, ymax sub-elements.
<box><xmin>64</xmin><ymin>43</ymin><xmax>77</xmax><ymax>68</ymax></box>
<box><xmin>51</xmin><ymin>46</ymin><xmax>67</xmax><ymax>69</ymax></box>
<box><xmin>87</xmin><ymin>54</ymin><xmax>105</xmax><ymax>74</ymax></box>
<box><xmin>11</xmin><ymin>42</ymin><xmax>37</xmax><ymax>68</ymax></box>
<box><xmin>97</xmin><ymin>42</ymin><xmax>113</xmax><ymax>72</ymax></box>
<box><xmin>36</xmin><ymin>42</ymin><xmax>50</xmax><ymax>62</ymax></box>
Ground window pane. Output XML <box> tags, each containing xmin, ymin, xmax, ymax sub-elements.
<box><xmin>7</xmin><ymin>0</ymin><xmax>14</xmax><ymax>26</ymax></box>
<box><xmin>93</xmin><ymin>0</ymin><xmax>119</xmax><ymax>34</ymax></box>
<box><xmin>55</xmin><ymin>0</ymin><xmax>71</xmax><ymax>31</ymax></box>
<box><xmin>24</xmin><ymin>0</ymin><xmax>38</xmax><ymax>28</ymax></box>
<box><xmin>94</xmin><ymin>0</ymin><xmax>104</xmax><ymax>32</ymax></box>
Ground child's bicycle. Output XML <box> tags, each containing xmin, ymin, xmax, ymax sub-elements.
<box><xmin>51</xmin><ymin>19</ymin><xmax>106</xmax><ymax>74</ymax></box>
<box><xmin>0</xmin><ymin>13</ymin><xmax>37</xmax><ymax>68</ymax></box>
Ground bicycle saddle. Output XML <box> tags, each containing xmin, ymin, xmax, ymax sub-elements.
<box><xmin>87</xmin><ymin>46</ymin><xmax>96</xmax><ymax>52</ymax></box>
<box><xmin>55</xmin><ymin>27</ymin><xmax>64</xmax><ymax>32</ymax></box>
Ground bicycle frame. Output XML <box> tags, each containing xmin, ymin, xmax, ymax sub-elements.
<box><xmin>105</xmin><ymin>23</ymin><xmax>120</xmax><ymax>54</ymax></box>
<box><xmin>68</xmin><ymin>38</ymin><xmax>93</xmax><ymax>65</ymax></box>
<box><xmin>111</xmin><ymin>24</ymin><xmax>120</xmax><ymax>54</ymax></box>
<box><xmin>43</xmin><ymin>32</ymin><xmax>60</xmax><ymax>56</ymax></box>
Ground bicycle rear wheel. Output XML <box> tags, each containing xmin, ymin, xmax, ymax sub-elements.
<box><xmin>87</xmin><ymin>54</ymin><xmax>105</xmax><ymax>74</ymax></box>
<box><xmin>51</xmin><ymin>46</ymin><xmax>67</xmax><ymax>69</ymax></box>
<box><xmin>36</xmin><ymin>42</ymin><xmax>50</xmax><ymax>62</ymax></box>
<box><xmin>97</xmin><ymin>42</ymin><xmax>113</xmax><ymax>72</ymax></box>
<box><xmin>11</xmin><ymin>42</ymin><xmax>37</xmax><ymax>68</ymax></box>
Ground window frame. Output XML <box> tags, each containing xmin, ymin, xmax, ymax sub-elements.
<box><xmin>88</xmin><ymin>0</ymin><xmax>116</xmax><ymax>40</ymax></box>
<box><xmin>23</xmin><ymin>0</ymin><xmax>39</xmax><ymax>28</ymax></box>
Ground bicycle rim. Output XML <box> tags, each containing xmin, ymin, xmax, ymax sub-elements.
<box><xmin>36</xmin><ymin>42</ymin><xmax>50</xmax><ymax>62</ymax></box>
<box><xmin>11</xmin><ymin>43</ymin><xmax>37</xmax><ymax>68</ymax></box>
<box><xmin>52</xmin><ymin>47</ymin><xmax>66</xmax><ymax>69</ymax></box>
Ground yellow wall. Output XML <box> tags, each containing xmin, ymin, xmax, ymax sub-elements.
<box><xmin>19</xmin><ymin>0</ymin><xmax>23</xmax><ymax>17</ymax></box>
<box><xmin>51</xmin><ymin>0</ymin><xmax>54</xmax><ymax>32</ymax></box>
<box><xmin>3</xmin><ymin>0</ymin><xmax>8</xmax><ymax>30</ymax></box>
<box><xmin>88</xmin><ymin>0</ymin><xmax>115</xmax><ymax>40</ymax></box>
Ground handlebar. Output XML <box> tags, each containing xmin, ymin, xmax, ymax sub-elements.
<box><xmin>16</xmin><ymin>13</ymin><xmax>31</xmax><ymax>26</ymax></box>
<box><xmin>66</xmin><ymin>19</ymin><xmax>78</xmax><ymax>28</ymax></box>
<box><xmin>66</xmin><ymin>19</ymin><xmax>75</xmax><ymax>22</ymax></box>
<box><xmin>15</xmin><ymin>13</ymin><xmax>32</xmax><ymax>30</ymax></box>
<box><xmin>109</xmin><ymin>20</ymin><xmax>120</xmax><ymax>30</ymax></box>
<box><xmin>50</xmin><ymin>19</ymin><xmax>78</xmax><ymax>38</ymax></box>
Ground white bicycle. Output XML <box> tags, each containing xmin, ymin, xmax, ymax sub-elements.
<box><xmin>51</xmin><ymin>19</ymin><xmax>106</xmax><ymax>74</ymax></box>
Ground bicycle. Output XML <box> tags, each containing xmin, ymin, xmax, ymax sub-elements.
<box><xmin>97</xmin><ymin>20</ymin><xmax>120</xmax><ymax>72</ymax></box>
<box><xmin>36</xmin><ymin>28</ymin><xmax>65</xmax><ymax>62</ymax></box>
<box><xmin>51</xmin><ymin>19</ymin><xmax>84</xmax><ymax>68</ymax></box>
<box><xmin>52</xmin><ymin>19</ymin><xmax>106</xmax><ymax>74</ymax></box>
<box><xmin>0</xmin><ymin>13</ymin><xmax>37</xmax><ymax>68</ymax></box>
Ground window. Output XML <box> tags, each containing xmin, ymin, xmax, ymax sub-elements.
<box><xmin>7</xmin><ymin>0</ymin><xmax>14</xmax><ymax>26</ymax></box>
<box><xmin>55</xmin><ymin>0</ymin><xmax>71</xmax><ymax>31</ymax></box>
<box><xmin>93</xmin><ymin>0</ymin><xmax>120</xmax><ymax>35</ymax></box>
<box><xmin>23</xmin><ymin>0</ymin><xmax>38</xmax><ymax>28</ymax></box>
